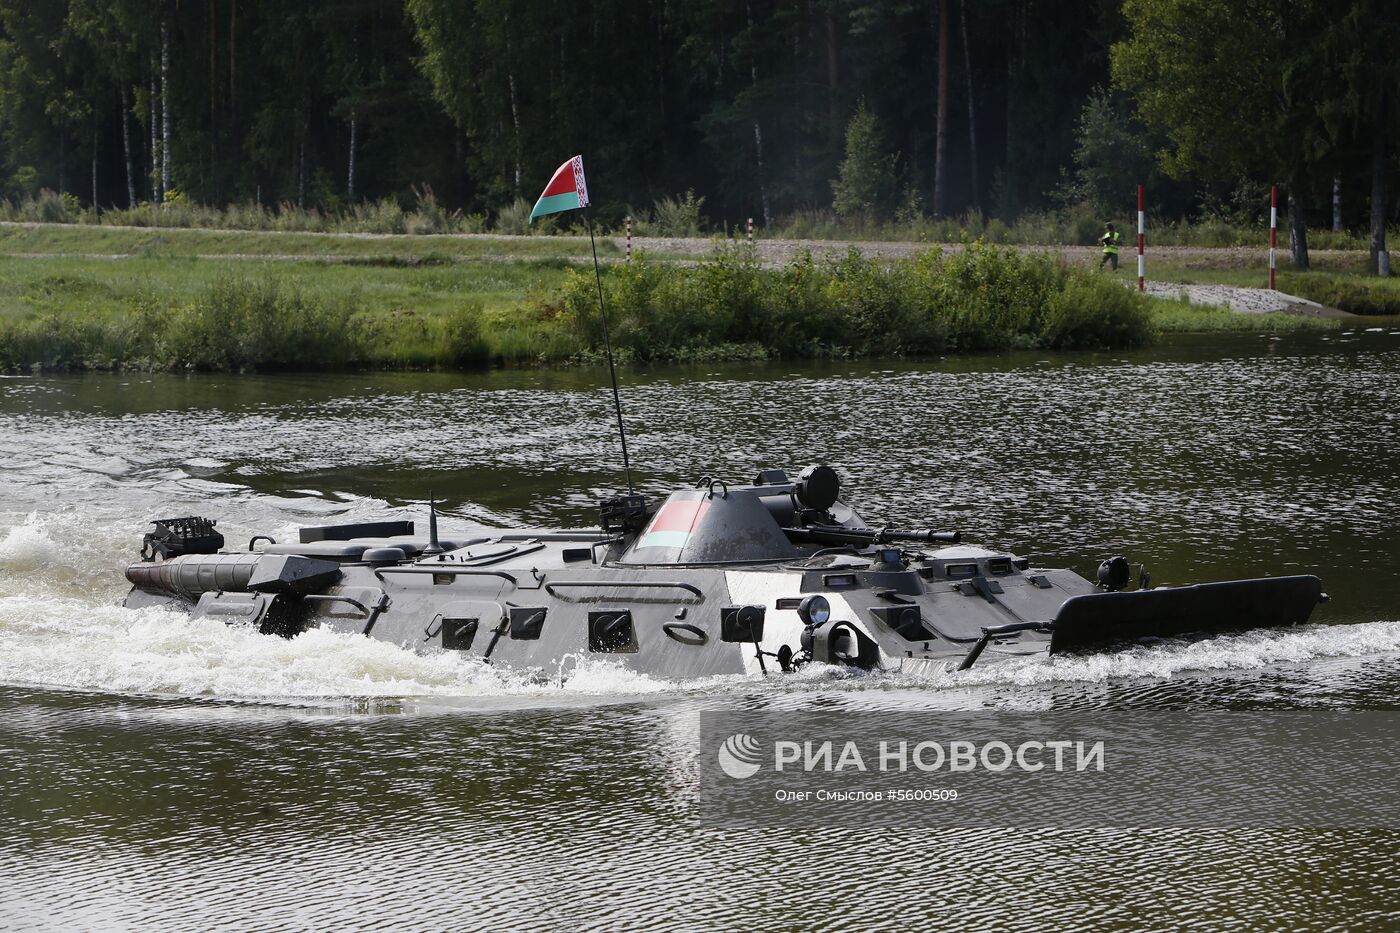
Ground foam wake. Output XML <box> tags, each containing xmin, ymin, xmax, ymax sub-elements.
<box><xmin>0</xmin><ymin>595</ymin><xmax>719</xmax><ymax>701</ymax></box>
<box><xmin>944</xmin><ymin>620</ymin><xmax>1400</xmax><ymax>688</ymax></box>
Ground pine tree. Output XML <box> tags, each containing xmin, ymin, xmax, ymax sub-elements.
<box><xmin>832</xmin><ymin>101</ymin><xmax>896</xmax><ymax>220</ymax></box>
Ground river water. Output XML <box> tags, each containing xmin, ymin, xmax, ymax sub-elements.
<box><xmin>2</xmin><ymin>329</ymin><xmax>1399</xmax><ymax>929</ymax></box>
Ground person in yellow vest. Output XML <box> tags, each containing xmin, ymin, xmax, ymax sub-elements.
<box><xmin>1098</xmin><ymin>222</ymin><xmax>1122</xmax><ymax>270</ymax></box>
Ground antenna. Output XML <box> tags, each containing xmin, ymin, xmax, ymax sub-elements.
<box><xmin>423</xmin><ymin>497</ymin><xmax>444</xmax><ymax>557</ymax></box>
<box><xmin>583</xmin><ymin>209</ymin><xmax>635</xmax><ymax>496</ymax></box>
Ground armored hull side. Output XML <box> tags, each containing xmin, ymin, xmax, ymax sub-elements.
<box><xmin>123</xmin><ymin>467</ymin><xmax>1328</xmax><ymax>677</ymax></box>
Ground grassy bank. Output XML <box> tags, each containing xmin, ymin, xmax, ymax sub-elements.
<box><xmin>0</xmin><ymin>226</ymin><xmax>1366</xmax><ymax>373</ymax></box>
<box><xmin>1276</xmin><ymin>273</ymin><xmax>1400</xmax><ymax>315</ymax></box>
<box><xmin>0</xmin><ymin>254</ymin><xmax>578</xmax><ymax>370</ymax></box>
<box><xmin>1147</xmin><ymin>299</ymin><xmax>1337</xmax><ymax>333</ymax></box>
<box><xmin>4</xmin><ymin>216</ymin><xmax>1380</xmax><ymax>292</ymax></box>
<box><xmin>0</xmin><ymin>243</ymin><xmax>1155</xmax><ymax>372</ymax></box>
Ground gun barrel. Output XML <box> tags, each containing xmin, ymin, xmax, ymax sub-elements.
<box><xmin>785</xmin><ymin>525</ymin><xmax>962</xmax><ymax>546</ymax></box>
<box><xmin>886</xmin><ymin>529</ymin><xmax>962</xmax><ymax>544</ymax></box>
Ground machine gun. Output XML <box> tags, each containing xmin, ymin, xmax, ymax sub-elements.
<box><xmin>140</xmin><ymin>517</ymin><xmax>224</xmax><ymax>561</ymax></box>
<box><xmin>782</xmin><ymin>524</ymin><xmax>962</xmax><ymax>548</ymax></box>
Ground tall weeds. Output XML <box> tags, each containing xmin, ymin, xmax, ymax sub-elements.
<box><xmin>1</xmin><ymin>187</ymin><xmax>1389</xmax><ymax>249</ymax></box>
<box><xmin>555</xmin><ymin>242</ymin><xmax>1154</xmax><ymax>361</ymax></box>
<box><xmin>1</xmin><ymin>187</ymin><xmax>478</xmax><ymax>237</ymax></box>
<box><xmin>0</xmin><ymin>274</ymin><xmax>495</xmax><ymax>373</ymax></box>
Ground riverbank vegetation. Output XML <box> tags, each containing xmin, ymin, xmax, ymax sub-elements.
<box><xmin>559</xmin><ymin>245</ymin><xmax>1153</xmax><ymax>361</ymax></box>
<box><xmin>7</xmin><ymin>216</ymin><xmax>1393</xmax><ymax>319</ymax></box>
<box><xmin>1275</xmin><ymin>274</ymin><xmax>1400</xmax><ymax>317</ymax></box>
<box><xmin>1146</xmin><ymin>299</ymin><xmax>1337</xmax><ymax>334</ymax></box>
<box><xmin>0</xmin><ymin>253</ymin><xmax>574</xmax><ymax>371</ymax></box>
<box><xmin>0</xmin><ymin>244</ymin><xmax>1163</xmax><ymax>373</ymax></box>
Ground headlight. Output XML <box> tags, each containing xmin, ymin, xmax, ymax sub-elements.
<box><xmin>797</xmin><ymin>594</ymin><xmax>831</xmax><ymax>626</ymax></box>
<box><xmin>1097</xmin><ymin>555</ymin><xmax>1131</xmax><ymax>592</ymax></box>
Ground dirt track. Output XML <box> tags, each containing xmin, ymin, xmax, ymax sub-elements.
<box><xmin>0</xmin><ymin>219</ymin><xmax>1365</xmax><ymax>270</ymax></box>
<box><xmin>617</xmin><ymin>234</ymin><xmax>1362</xmax><ymax>270</ymax></box>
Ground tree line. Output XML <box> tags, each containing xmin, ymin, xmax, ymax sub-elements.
<box><xmin>0</xmin><ymin>0</ymin><xmax>1396</xmax><ymax>269</ymax></box>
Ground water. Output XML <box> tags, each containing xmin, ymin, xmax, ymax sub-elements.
<box><xmin>2</xmin><ymin>331</ymin><xmax>1399</xmax><ymax>929</ymax></box>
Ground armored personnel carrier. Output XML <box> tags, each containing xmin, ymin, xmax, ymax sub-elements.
<box><xmin>122</xmin><ymin>466</ymin><xmax>1327</xmax><ymax>677</ymax></box>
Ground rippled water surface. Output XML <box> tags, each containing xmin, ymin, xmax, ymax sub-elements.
<box><xmin>2</xmin><ymin>330</ymin><xmax>1399</xmax><ymax>929</ymax></box>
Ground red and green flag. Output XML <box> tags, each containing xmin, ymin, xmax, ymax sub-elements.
<box><xmin>529</xmin><ymin>155</ymin><xmax>590</xmax><ymax>223</ymax></box>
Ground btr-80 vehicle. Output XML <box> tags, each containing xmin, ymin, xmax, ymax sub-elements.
<box><xmin>124</xmin><ymin>466</ymin><xmax>1327</xmax><ymax>677</ymax></box>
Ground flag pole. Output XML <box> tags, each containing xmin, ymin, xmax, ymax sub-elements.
<box><xmin>583</xmin><ymin>209</ymin><xmax>635</xmax><ymax>496</ymax></box>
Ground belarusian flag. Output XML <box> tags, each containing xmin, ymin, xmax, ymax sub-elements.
<box><xmin>529</xmin><ymin>155</ymin><xmax>590</xmax><ymax>223</ymax></box>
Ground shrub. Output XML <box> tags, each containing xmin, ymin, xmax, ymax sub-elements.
<box><xmin>441</xmin><ymin>302</ymin><xmax>491</xmax><ymax>365</ymax></box>
<box><xmin>349</xmin><ymin>197</ymin><xmax>407</xmax><ymax>234</ymax></box>
<box><xmin>405</xmin><ymin>185</ymin><xmax>461</xmax><ymax>235</ymax></box>
<box><xmin>5</xmin><ymin>166</ymin><xmax>40</xmax><ymax>198</ymax></box>
<box><xmin>153</xmin><ymin>276</ymin><xmax>358</xmax><ymax>370</ymax></box>
<box><xmin>0</xmin><ymin>189</ymin><xmax>82</xmax><ymax>224</ymax></box>
<box><xmin>494</xmin><ymin>197</ymin><xmax>535</xmax><ymax>236</ymax></box>
<box><xmin>650</xmin><ymin>190</ymin><xmax>705</xmax><ymax>236</ymax></box>
<box><xmin>1042</xmin><ymin>274</ymin><xmax>1155</xmax><ymax>348</ymax></box>
<box><xmin>552</xmin><ymin>241</ymin><xmax>1153</xmax><ymax>362</ymax></box>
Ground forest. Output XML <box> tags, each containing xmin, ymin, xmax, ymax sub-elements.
<box><xmin>0</xmin><ymin>0</ymin><xmax>1397</xmax><ymax>270</ymax></box>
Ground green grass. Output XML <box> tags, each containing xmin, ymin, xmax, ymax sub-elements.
<box><xmin>1147</xmin><ymin>296</ymin><xmax>1337</xmax><ymax>333</ymax></box>
<box><xmin>1275</xmin><ymin>272</ymin><xmax>1400</xmax><ymax>315</ymax></box>
<box><xmin>0</xmin><ymin>254</ymin><xmax>571</xmax><ymax>319</ymax></box>
<box><xmin>0</xmin><ymin>222</ymin><xmax>635</xmax><ymax>263</ymax></box>
<box><xmin>0</xmin><ymin>254</ymin><xmax>579</xmax><ymax>371</ymax></box>
<box><xmin>0</xmin><ymin>224</ymin><xmax>1376</xmax><ymax>373</ymax></box>
<box><xmin>1088</xmin><ymin>251</ymin><xmax>1367</xmax><ymax>286</ymax></box>
<box><xmin>0</xmin><ymin>243</ymin><xmax>1165</xmax><ymax>372</ymax></box>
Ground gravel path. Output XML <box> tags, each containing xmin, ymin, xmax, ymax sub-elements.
<box><xmin>1136</xmin><ymin>280</ymin><xmax>1349</xmax><ymax>317</ymax></box>
<box><xmin>2</xmin><ymin>220</ymin><xmax>1362</xmax><ymax>266</ymax></box>
<box><xmin>623</xmin><ymin>234</ymin><xmax>1362</xmax><ymax>270</ymax></box>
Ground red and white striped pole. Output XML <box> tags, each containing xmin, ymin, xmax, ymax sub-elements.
<box><xmin>1269</xmin><ymin>186</ymin><xmax>1278</xmax><ymax>290</ymax></box>
<box><xmin>625</xmin><ymin>215</ymin><xmax>632</xmax><ymax>262</ymax></box>
<box><xmin>747</xmin><ymin>217</ymin><xmax>754</xmax><ymax>245</ymax></box>
<box><xmin>1136</xmin><ymin>184</ymin><xmax>1145</xmax><ymax>292</ymax></box>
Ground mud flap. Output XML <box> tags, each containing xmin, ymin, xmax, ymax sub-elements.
<box><xmin>1048</xmin><ymin>575</ymin><xmax>1325</xmax><ymax>654</ymax></box>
